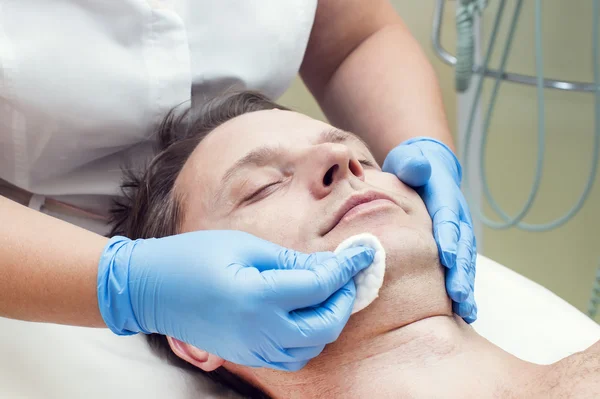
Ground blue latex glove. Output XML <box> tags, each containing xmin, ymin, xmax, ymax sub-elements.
<box><xmin>383</xmin><ymin>137</ymin><xmax>477</xmax><ymax>323</ymax></box>
<box><xmin>97</xmin><ymin>230</ymin><xmax>374</xmax><ymax>371</ymax></box>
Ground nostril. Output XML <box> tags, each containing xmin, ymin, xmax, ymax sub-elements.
<box><xmin>323</xmin><ymin>165</ymin><xmax>338</xmax><ymax>186</ymax></box>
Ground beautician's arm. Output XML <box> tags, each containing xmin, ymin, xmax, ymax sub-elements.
<box><xmin>301</xmin><ymin>0</ymin><xmax>453</xmax><ymax>163</ymax></box>
<box><xmin>0</xmin><ymin>196</ymin><xmax>107</xmax><ymax>326</ymax></box>
<box><xmin>0</xmin><ymin>195</ymin><xmax>376</xmax><ymax>369</ymax></box>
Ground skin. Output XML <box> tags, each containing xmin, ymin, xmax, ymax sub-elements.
<box><xmin>168</xmin><ymin>110</ymin><xmax>600</xmax><ymax>398</ymax></box>
<box><xmin>0</xmin><ymin>196</ymin><xmax>108</xmax><ymax>326</ymax></box>
<box><xmin>0</xmin><ymin>0</ymin><xmax>451</xmax><ymax>329</ymax></box>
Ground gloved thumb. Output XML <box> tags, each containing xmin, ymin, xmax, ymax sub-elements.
<box><xmin>382</xmin><ymin>144</ymin><xmax>432</xmax><ymax>187</ymax></box>
<box><xmin>236</xmin><ymin>235</ymin><xmax>318</xmax><ymax>272</ymax></box>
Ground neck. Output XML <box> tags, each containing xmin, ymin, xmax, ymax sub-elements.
<box><xmin>244</xmin><ymin>313</ymin><xmax>543</xmax><ymax>398</ymax></box>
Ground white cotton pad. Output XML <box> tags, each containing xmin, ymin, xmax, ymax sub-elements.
<box><xmin>334</xmin><ymin>233</ymin><xmax>386</xmax><ymax>314</ymax></box>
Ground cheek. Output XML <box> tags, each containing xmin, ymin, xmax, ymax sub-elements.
<box><xmin>364</xmin><ymin>170</ymin><xmax>422</xmax><ymax>203</ymax></box>
<box><xmin>364</xmin><ymin>169</ymin><xmax>412</xmax><ymax>191</ymax></box>
<box><xmin>221</xmin><ymin>199</ymin><xmax>313</xmax><ymax>252</ymax></box>
<box><xmin>365</xmin><ymin>171</ymin><xmax>432</xmax><ymax>226</ymax></box>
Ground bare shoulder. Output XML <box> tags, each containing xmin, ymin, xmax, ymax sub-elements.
<box><xmin>540</xmin><ymin>340</ymin><xmax>600</xmax><ymax>398</ymax></box>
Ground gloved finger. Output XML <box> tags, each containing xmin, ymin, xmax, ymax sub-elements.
<box><xmin>464</xmin><ymin>297</ymin><xmax>478</xmax><ymax>324</ymax></box>
<box><xmin>229</xmin><ymin>234</ymin><xmax>329</xmax><ymax>273</ymax></box>
<box><xmin>250</xmin><ymin>345</ymin><xmax>323</xmax><ymax>366</ymax></box>
<box><xmin>446</xmin><ymin>263</ymin><xmax>466</xmax><ymax>304</ymax></box>
<box><xmin>268</xmin><ymin>249</ymin><xmax>320</xmax><ymax>272</ymax></box>
<box><xmin>263</xmin><ymin>247</ymin><xmax>363</xmax><ymax>272</ymax></box>
<box><xmin>458</xmin><ymin>289</ymin><xmax>477</xmax><ymax>324</ymax></box>
<box><xmin>261</xmin><ymin>247</ymin><xmax>373</xmax><ymax>311</ymax></box>
<box><xmin>465</xmin><ymin>248</ymin><xmax>478</xmax><ymax>323</ymax></box>
<box><xmin>284</xmin><ymin>345</ymin><xmax>326</xmax><ymax>363</ymax></box>
<box><xmin>382</xmin><ymin>145</ymin><xmax>432</xmax><ymax>187</ymax></box>
<box><xmin>452</xmin><ymin>289</ymin><xmax>475</xmax><ymax>320</ymax></box>
<box><xmin>248</xmin><ymin>244</ymin><xmax>314</xmax><ymax>272</ymax></box>
<box><xmin>446</xmin><ymin>221</ymin><xmax>474</xmax><ymax>302</ymax></box>
<box><xmin>268</xmin><ymin>360</ymin><xmax>310</xmax><ymax>372</ymax></box>
<box><xmin>284</xmin><ymin>280</ymin><xmax>356</xmax><ymax>348</ymax></box>
<box><xmin>469</xmin><ymin>241</ymin><xmax>477</xmax><ymax>290</ymax></box>
<box><xmin>433</xmin><ymin>206</ymin><xmax>460</xmax><ymax>269</ymax></box>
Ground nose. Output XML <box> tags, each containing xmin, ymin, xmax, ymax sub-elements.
<box><xmin>302</xmin><ymin>143</ymin><xmax>365</xmax><ymax>199</ymax></box>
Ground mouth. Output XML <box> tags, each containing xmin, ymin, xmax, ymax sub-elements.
<box><xmin>322</xmin><ymin>191</ymin><xmax>398</xmax><ymax>236</ymax></box>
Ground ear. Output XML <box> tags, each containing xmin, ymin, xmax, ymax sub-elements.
<box><xmin>166</xmin><ymin>337</ymin><xmax>225</xmax><ymax>372</ymax></box>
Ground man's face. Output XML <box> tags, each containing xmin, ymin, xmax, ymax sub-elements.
<box><xmin>169</xmin><ymin>109</ymin><xmax>449</xmax><ymax>384</ymax></box>
<box><xmin>176</xmin><ymin>109</ymin><xmax>436</xmax><ymax>260</ymax></box>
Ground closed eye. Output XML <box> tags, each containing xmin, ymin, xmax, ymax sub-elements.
<box><xmin>243</xmin><ymin>181</ymin><xmax>281</xmax><ymax>203</ymax></box>
<box><xmin>358</xmin><ymin>159</ymin><xmax>377</xmax><ymax>168</ymax></box>
<box><xmin>242</xmin><ymin>160</ymin><xmax>374</xmax><ymax>204</ymax></box>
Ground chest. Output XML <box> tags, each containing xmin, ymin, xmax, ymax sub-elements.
<box><xmin>538</xmin><ymin>345</ymin><xmax>600</xmax><ymax>398</ymax></box>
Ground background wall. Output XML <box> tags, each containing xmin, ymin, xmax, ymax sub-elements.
<box><xmin>278</xmin><ymin>0</ymin><xmax>600</xmax><ymax>318</ymax></box>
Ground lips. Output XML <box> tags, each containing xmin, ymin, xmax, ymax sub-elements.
<box><xmin>323</xmin><ymin>191</ymin><xmax>397</xmax><ymax>235</ymax></box>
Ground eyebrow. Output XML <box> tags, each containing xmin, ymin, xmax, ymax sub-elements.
<box><xmin>217</xmin><ymin>128</ymin><xmax>369</xmax><ymax>198</ymax></box>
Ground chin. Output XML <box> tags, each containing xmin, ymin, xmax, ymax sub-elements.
<box><xmin>325</xmin><ymin>217</ymin><xmax>439</xmax><ymax>277</ymax></box>
<box><xmin>325</xmin><ymin>210</ymin><xmax>433</xmax><ymax>249</ymax></box>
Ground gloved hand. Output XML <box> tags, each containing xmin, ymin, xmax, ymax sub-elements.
<box><xmin>97</xmin><ymin>230</ymin><xmax>374</xmax><ymax>371</ymax></box>
<box><xmin>383</xmin><ymin>137</ymin><xmax>477</xmax><ymax>323</ymax></box>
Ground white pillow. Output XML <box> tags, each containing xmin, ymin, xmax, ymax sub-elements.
<box><xmin>472</xmin><ymin>255</ymin><xmax>600</xmax><ymax>364</ymax></box>
<box><xmin>0</xmin><ymin>319</ymin><xmax>237</xmax><ymax>398</ymax></box>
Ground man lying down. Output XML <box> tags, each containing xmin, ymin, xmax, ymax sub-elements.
<box><xmin>108</xmin><ymin>91</ymin><xmax>599</xmax><ymax>398</ymax></box>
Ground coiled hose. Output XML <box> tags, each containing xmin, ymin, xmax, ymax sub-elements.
<box><xmin>455</xmin><ymin>0</ymin><xmax>489</xmax><ymax>92</ymax></box>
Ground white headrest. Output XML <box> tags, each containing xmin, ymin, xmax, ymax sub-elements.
<box><xmin>472</xmin><ymin>255</ymin><xmax>600</xmax><ymax>364</ymax></box>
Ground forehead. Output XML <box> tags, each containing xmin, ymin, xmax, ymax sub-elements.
<box><xmin>176</xmin><ymin>109</ymin><xmax>336</xmax><ymax>195</ymax></box>
<box><xmin>203</xmin><ymin>109</ymin><xmax>333</xmax><ymax>166</ymax></box>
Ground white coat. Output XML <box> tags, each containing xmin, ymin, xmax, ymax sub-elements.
<box><xmin>0</xmin><ymin>0</ymin><xmax>317</xmax><ymax>230</ymax></box>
